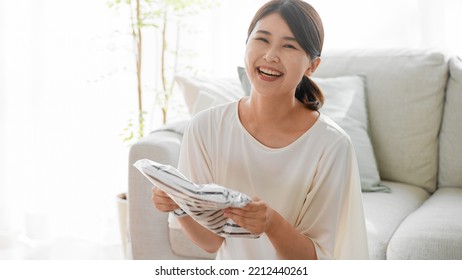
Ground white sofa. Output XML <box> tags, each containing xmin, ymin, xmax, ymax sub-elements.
<box><xmin>127</xmin><ymin>49</ymin><xmax>462</xmax><ymax>260</ymax></box>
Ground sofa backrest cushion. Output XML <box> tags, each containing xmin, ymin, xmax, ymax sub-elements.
<box><xmin>438</xmin><ymin>56</ymin><xmax>462</xmax><ymax>188</ymax></box>
<box><xmin>175</xmin><ymin>74</ymin><xmax>245</xmax><ymax>116</ymax></box>
<box><xmin>314</xmin><ymin>49</ymin><xmax>449</xmax><ymax>193</ymax></box>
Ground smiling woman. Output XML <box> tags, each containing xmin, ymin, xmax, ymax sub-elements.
<box><xmin>0</xmin><ymin>0</ymin><xmax>461</xmax><ymax>260</ymax></box>
<box><xmin>151</xmin><ymin>0</ymin><xmax>369</xmax><ymax>260</ymax></box>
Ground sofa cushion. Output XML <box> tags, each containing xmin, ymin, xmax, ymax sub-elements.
<box><xmin>361</xmin><ymin>181</ymin><xmax>430</xmax><ymax>259</ymax></box>
<box><xmin>438</xmin><ymin>56</ymin><xmax>462</xmax><ymax>188</ymax></box>
<box><xmin>314</xmin><ymin>49</ymin><xmax>449</xmax><ymax>193</ymax></box>
<box><xmin>174</xmin><ymin>74</ymin><xmax>245</xmax><ymax>116</ymax></box>
<box><xmin>237</xmin><ymin>67</ymin><xmax>252</xmax><ymax>96</ymax></box>
<box><xmin>316</xmin><ymin>76</ymin><xmax>388</xmax><ymax>192</ymax></box>
<box><xmin>387</xmin><ymin>187</ymin><xmax>462</xmax><ymax>259</ymax></box>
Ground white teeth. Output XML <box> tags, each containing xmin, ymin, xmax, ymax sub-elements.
<box><xmin>259</xmin><ymin>67</ymin><xmax>282</xmax><ymax>77</ymax></box>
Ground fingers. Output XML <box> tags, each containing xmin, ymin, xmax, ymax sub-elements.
<box><xmin>151</xmin><ymin>186</ymin><xmax>180</xmax><ymax>212</ymax></box>
<box><xmin>152</xmin><ymin>187</ymin><xmax>169</xmax><ymax>199</ymax></box>
<box><xmin>224</xmin><ymin>200</ymin><xmax>271</xmax><ymax>234</ymax></box>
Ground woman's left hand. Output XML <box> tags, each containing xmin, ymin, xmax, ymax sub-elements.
<box><xmin>223</xmin><ymin>197</ymin><xmax>274</xmax><ymax>235</ymax></box>
<box><xmin>225</xmin><ymin>197</ymin><xmax>317</xmax><ymax>259</ymax></box>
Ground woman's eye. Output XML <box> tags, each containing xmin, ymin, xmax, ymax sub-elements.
<box><xmin>256</xmin><ymin>37</ymin><xmax>269</xmax><ymax>43</ymax></box>
<box><xmin>284</xmin><ymin>44</ymin><xmax>297</xmax><ymax>49</ymax></box>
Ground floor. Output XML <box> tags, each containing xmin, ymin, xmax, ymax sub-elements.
<box><xmin>0</xmin><ymin>234</ymin><xmax>125</xmax><ymax>260</ymax></box>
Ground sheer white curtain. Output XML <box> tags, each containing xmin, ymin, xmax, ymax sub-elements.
<box><xmin>0</xmin><ymin>0</ymin><xmax>7</xmax><ymax>239</ymax></box>
<box><xmin>0</xmin><ymin>0</ymin><xmax>461</xmax><ymax>259</ymax></box>
<box><xmin>1</xmin><ymin>0</ymin><xmax>136</xmax><ymax>257</ymax></box>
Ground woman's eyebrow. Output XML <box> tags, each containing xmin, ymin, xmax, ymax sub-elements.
<box><xmin>256</xmin><ymin>30</ymin><xmax>272</xmax><ymax>36</ymax></box>
<box><xmin>255</xmin><ymin>30</ymin><xmax>297</xmax><ymax>41</ymax></box>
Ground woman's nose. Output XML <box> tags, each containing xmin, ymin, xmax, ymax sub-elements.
<box><xmin>263</xmin><ymin>47</ymin><xmax>280</xmax><ymax>62</ymax></box>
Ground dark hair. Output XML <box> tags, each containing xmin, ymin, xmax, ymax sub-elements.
<box><xmin>247</xmin><ymin>0</ymin><xmax>324</xmax><ymax>110</ymax></box>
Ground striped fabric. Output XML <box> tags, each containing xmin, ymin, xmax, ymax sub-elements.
<box><xmin>134</xmin><ymin>159</ymin><xmax>260</xmax><ymax>238</ymax></box>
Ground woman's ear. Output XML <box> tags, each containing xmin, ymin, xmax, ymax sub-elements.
<box><xmin>305</xmin><ymin>57</ymin><xmax>321</xmax><ymax>76</ymax></box>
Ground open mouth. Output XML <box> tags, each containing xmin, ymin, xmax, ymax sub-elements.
<box><xmin>257</xmin><ymin>66</ymin><xmax>283</xmax><ymax>78</ymax></box>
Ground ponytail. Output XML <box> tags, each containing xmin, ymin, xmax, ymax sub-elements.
<box><xmin>295</xmin><ymin>75</ymin><xmax>324</xmax><ymax>111</ymax></box>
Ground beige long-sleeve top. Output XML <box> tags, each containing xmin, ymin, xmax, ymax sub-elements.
<box><xmin>176</xmin><ymin>100</ymin><xmax>369</xmax><ymax>260</ymax></box>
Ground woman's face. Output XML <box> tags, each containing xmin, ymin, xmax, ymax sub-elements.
<box><xmin>245</xmin><ymin>12</ymin><xmax>316</xmax><ymax>97</ymax></box>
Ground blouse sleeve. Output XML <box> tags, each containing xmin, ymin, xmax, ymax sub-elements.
<box><xmin>295</xmin><ymin>136</ymin><xmax>369</xmax><ymax>260</ymax></box>
<box><xmin>177</xmin><ymin>112</ymin><xmax>214</xmax><ymax>186</ymax></box>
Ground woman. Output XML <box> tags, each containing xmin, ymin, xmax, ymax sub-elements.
<box><xmin>152</xmin><ymin>0</ymin><xmax>369</xmax><ymax>260</ymax></box>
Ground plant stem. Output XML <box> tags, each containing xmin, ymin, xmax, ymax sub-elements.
<box><xmin>161</xmin><ymin>6</ymin><xmax>168</xmax><ymax>124</ymax></box>
<box><xmin>136</xmin><ymin>0</ymin><xmax>143</xmax><ymax>138</ymax></box>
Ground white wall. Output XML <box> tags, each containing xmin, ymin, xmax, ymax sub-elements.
<box><xmin>175</xmin><ymin>0</ymin><xmax>462</xmax><ymax>78</ymax></box>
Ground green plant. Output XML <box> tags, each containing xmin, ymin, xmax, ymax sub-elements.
<box><xmin>108</xmin><ymin>0</ymin><xmax>216</xmax><ymax>142</ymax></box>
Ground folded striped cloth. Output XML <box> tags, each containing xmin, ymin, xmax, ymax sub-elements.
<box><xmin>134</xmin><ymin>159</ymin><xmax>260</xmax><ymax>238</ymax></box>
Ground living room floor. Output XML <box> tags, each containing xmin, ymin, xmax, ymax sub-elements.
<box><xmin>0</xmin><ymin>235</ymin><xmax>124</xmax><ymax>260</ymax></box>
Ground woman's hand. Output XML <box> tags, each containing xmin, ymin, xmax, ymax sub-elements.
<box><xmin>223</xmin><ymin>197</ymin><xmax>274</xmax><ymax>235</ymax></box>
<box><xmin>152</xmin><ymin>186</ymin><xmax>224</xmax><ymax>253</ymax></box>
<box><xmin>151</xmin><ymin>187</ymin><xmax>179</xmax><ymax>212</ymax></box>
<box><xmin>225</xmin><ymin>196</ymin><xmax>317</xmax><ymax>259</ymax></box>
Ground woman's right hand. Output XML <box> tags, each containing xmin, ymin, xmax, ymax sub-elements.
<box><xmin>151</xmin><ymin>187</ymin><xmax>224</xmax><ymax>254</ymax></box>
<box><xmin>151</xmin><ymin>187</ymin><xmax>179</xmax><ymax>212</ymax></box>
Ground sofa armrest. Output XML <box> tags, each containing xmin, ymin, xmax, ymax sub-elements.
<box><xmin>127</xmin><ymin>128</ymin><xmax>186</xmax><ymax>259</ymax></box>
